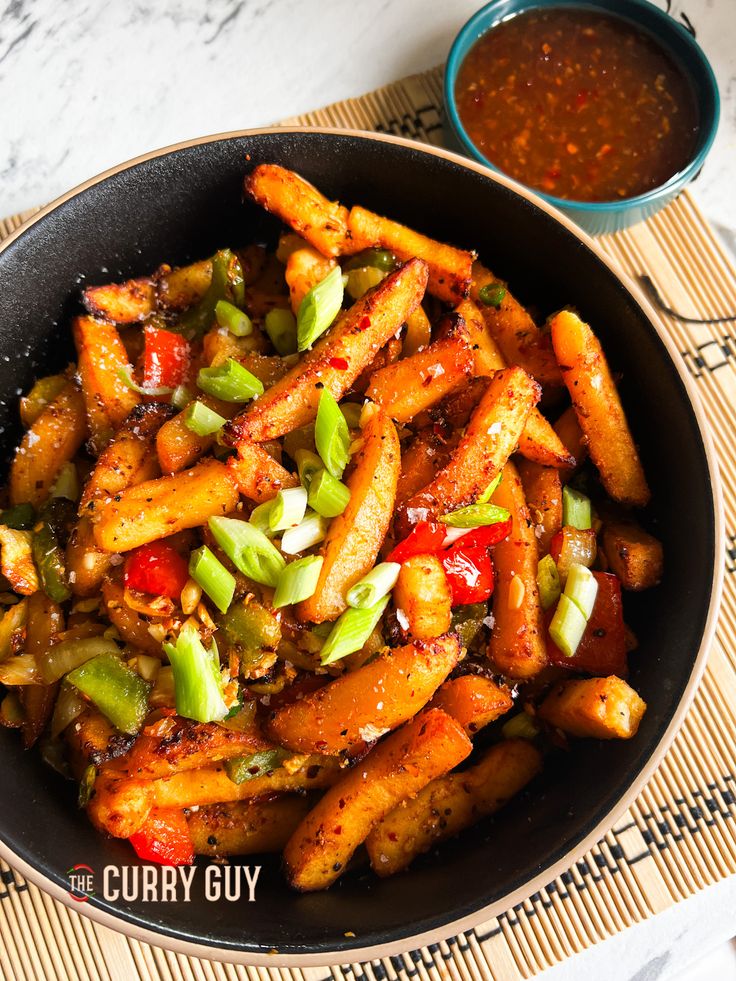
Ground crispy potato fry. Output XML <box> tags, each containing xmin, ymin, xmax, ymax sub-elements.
<box><xmin>350</xmin><ymin>337</ymin><xmax>402</xmax><ymax>396</ymax></box>
<box><xmin>366</xmin><ymin>324</ymin><xmax>474</xmax><ymax>423</ymax></box>
<box><xmin>19</xmin><ymin>681</ymin><xmax>58</xmax><ymax>749</ymax></box>
<box><xmin>267</xmin><ymin>634</ymin><xmax>462</xmax><ymax>754</ymax></box>
<box><xmin>73</xmin><ymin>316</ymin><xmax>140</xmax><ymax>451</ymax></box>
<box><xmin>101</xmin><ymin>579</ymin><xmax>171</xmax><ymax>655</ymax></box>
<box><xmin>554</xmin><ymin>405</ymin><xmax>588</xmax><ymax>480</ymax></box>
<box><xmin>471</xmin><ymin>262</ymin><xmax>562</xmax><ymax>386</ymax></box>
<box><xmin>393</xmin><ymin>555</ymin><xmax>452</xmax><ymax>641</ymax></box>
<box><xmin>397</xmin><ymin>366</ymin><xmax>540</xmax><ymax>533</ymax></box>
<box><xmin>297</xmin><ymin>408</ymin><xmax>400</xmax><ymax>623</ymax></box>
<box><xmin>158</xmin><ymin>259</ymin><xmax>213</xmax><ymax>311</ymax></box>
<box><xmin>550</xmin><ymin>310</ymin><xmax>650</xmax><ymax>506</ymax></box>
<box><xmin>538</xmin><ymin>675</ymin><xmax>647</xmax><ymax>739</ymax></box>
<box><xmin>86</xmin><ymin>770</ymin><xmax>157</xmax><ymax>837</ymax></box>
<box><xmin>93</xmin><ymin>458</ymin><xmax>239</xmax><ymax>553</ymax></box>
<box><xmin>156</xmin><ymin>396</ymin><xmax>239</xmax><ymax>475</ymax></box>
<box><xmin>601</xmin><ymin>520</ymin><xmax>663</xmax><ymax>591</ymax></box>
<box><xmin>403</xmin><ymin>305</ymin><xmax>432</xmax><ymax>357</ymax></box>
<box><xmin>285</xmin><ymin>246</ymin><xmax>336</xmax><ymax>313</ymax></box>
<box><xmin>227</xmin><ymin>441</ymin><xmax>299</xmax><ymax>504</ymax></box>
<box><xmin>284</xmin><ymin>708</ymin><xmax>471</xmax><ymax>890</ymax></box>
<box><xmin>365</xmin><ymin>739</ymin><xmax>541</xmax><ymax>875</ymax></box>
<box><xmin>65</xmin><ymin>708</ymin><xmax>131</xmax><ymax>777</ymax></box>
<box><xmin>9</xmin><ymin>381</ymin><xmax>87</xmax><ymax>507</ymax></box>
<box><xmin>227</xmin><ymin>258</ymin><xmax>428</xmax><ymax>444</ymax></box>
<box><xmin>83</xmin><ymin>276</ymin><xmax>156</xmax><ymax>324</ymax></box>
<box><xmin>0</xmin><ymin>527</ymin><xmax>39</xmax><ymax>595</ymax></box>
<box><xmin>188</xmin><ymin>796</ymin><xmax>312</xmax><ymax>856</ymax></box>
<box><xmin>238</xmin><ymin>351</ymin><xmax>290</xmax><ymax>387</ymax></box>
<box><xmin>347</xmin><ymin>206</ymin><xmax>473</xmax><ymax>303</ymax></box>
<box><xmin>488</xmin><ymin>461</ymin><xmax>547</xmax><ymax>679</ymax></box>
<box><xmin>120</xmin><ymin>718</ymin><xmax>270</xmax><ymax>780</ymax></box>
<box><xmin>81</xmin><ymin>403</ymin><xmax>171</xmax><ymax>513</ymax></box>
<box><xmin>427</xmin><ymin>675</ymin><xmax>513</xmax><ymax>734</ymax></box>
<box><xmin>395</xmin><ymin>429</ymin><xmax>453</xmax><ymax>507</ymax></box>
<box><xmin>244</xmin><ymin>164</ymin><xmax>350</xmax><ymax>257</ymax></box>
<box><xmin>66</xmin><ymin>517</ymin><xmax>112</xmax><ymax>597</ymax></box>
<box><xmin>517</xmin><ymin>460</ymin><xmax>563</xmax><ymax>554</ymax></box>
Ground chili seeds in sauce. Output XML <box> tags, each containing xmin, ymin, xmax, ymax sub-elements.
<box><xmin>455</xmin><ymin>8</ymin><xmax>700</xmax><ymax>202</ymax></box>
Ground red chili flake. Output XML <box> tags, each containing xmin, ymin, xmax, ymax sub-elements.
<box><xmin>358</xmin><ymin>316</ymin><xmax>371</xmax><ymax>331</ymax></box>
<box><xmin>329</xmin><ymin>357</ymin><xmax>348</xmax><ymax>370</ymax></box>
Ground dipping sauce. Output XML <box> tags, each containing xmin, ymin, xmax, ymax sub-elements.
<box><xmin>454</xmin><ymin>7</ymin><xmax>700</xmax><ymax>202</ymax></box>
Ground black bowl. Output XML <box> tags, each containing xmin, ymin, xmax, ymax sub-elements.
<box><xmin>0</xmin><ymin>130</ymin><xmax>722</xmax><ymax>966</ymax></box>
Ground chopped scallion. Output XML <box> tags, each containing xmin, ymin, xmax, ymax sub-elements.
<box><xmin>117</xmin><ymin>366</ymin><xmax>173</xmax><ymax>398</ymax></box>
<box><xmin>273</xmin><ymin>555</ymin><xmax>323</xmax><ymax>608</ymax></box>
<box><xmin>208</xmin><ymin>516</ymin><xmax>285</xmax><ymax>587</ymax></box>
<box><xmin>477</xmin><ymin>472</ymin><xmax>503</xmax><ymax>505</ymax></box>
<box><xmin>184</xmin><ymin>400</ymin><xmax>227</xmax><ymax>436</ymax></box>
<box><xmin>171</xmin><ymin>384</ymin><xmax>193</xmax><ymax>409</ymax></box>
<box><xmin>215</xmin><ymin>299</ymin><xmax>253</xmax><ymax>337</ymax></box>
<box><xmin>280</xmin><ymin>511</ymin><xmax>328</xmax><ymax>555</ymax></box>
<box><xmin>248</xmin><ymin>499</ymin><xmax>277</xmax><ymax>536</ymax></box>
<box><xmin>189</xmin><ymin>545</ymin><xmax>235</xmax><ymax>614</ymax></box>
<box><xmin>502</xmin><ymin>712</ymin><xmax>540</xmax><ymax>740</ymax></box>
<box><xmin>315</xmin><ymin>388</ymin><xmax>350</xmax><ymax>478</ymax></box>
<box><xmin>163</xmin><ymin>621</ymin><xmax>228</xmax><ymax>722</ymax></box>
<box><xmin>294</xmin><ymin>448</ymin><xmax>323</xmax><ymax>490</ymax></box>
<box><xmin>440</xmin><ymin>502</ymin><xmax>511</xmax><ymax>528</ymax></box>
<box><xmin>197</xmin><ymin>358</ymin><xmax>264</xmax><ymax>403</ymax></box>
<box><xmin>346</xmin><ymin>562</ymin><xmax>400</xmax><ymax>610</ymax></box>
<box><xmin>297</xmin><ymin>265</ymin><xmax>344</xmax><ymax>351</ymax></box>
<box><xmin>562</xmin><ymin>486</ymin><xmax>592</xmax><ymax>530</ymax></box>
<box><xmin>564</xmin><ymin>562</ymin><xmax>598</xmax><ymax>619</ymax></box>
<box><xmin>549</xmin><ymin>593</ymin><xmax>587</xmax><ymax>658</ymax></box>
<box><xmin>320</xmin><ymin>596</ymin><xmax>390</xmax><ymax>665</ymax></box>
<box><xmin>264</xmin><ymin>307</ymin><xmax>298</xmax><ymax>356</ymax></box>
<box><xmin>537</xmin><ymin>554</ymin><xmax>561</xmax><ymax>611</ymax></box>
<box><xmin>307</xmin><ymin>469</ymin><xmax>351</xmax><ymax>518</ymax></box>
<box><xmin>269</xmin><ymin>486</ymin><xmax>308</xmax><ymax>532</ymax></box>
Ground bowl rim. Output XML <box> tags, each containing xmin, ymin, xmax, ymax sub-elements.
<box><xmin>443</xmin><ymin>0</ymin><xmax>721</xmax><ymax>214</ymax></box>
<box><xmin>0</xmin><ymin>125</ymin><xmax>724</xmax><ymax>967</ymax></box>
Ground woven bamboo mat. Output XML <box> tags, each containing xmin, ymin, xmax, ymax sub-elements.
<box><xmin>1</xmin><ymin>66</ymin><xmax>735</xmax><ymax>981</ymax></box>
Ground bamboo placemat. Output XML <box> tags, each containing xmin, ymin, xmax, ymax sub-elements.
<box><xmin>1</xmin><ymin>66</ymin><xmax>735</xmax><ymax>981</ymax></box>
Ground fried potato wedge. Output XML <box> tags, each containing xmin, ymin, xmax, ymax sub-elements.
<box><xmin>93</xmin><ymin>458</ymin><xmax>239</xmax><ymax>552</ymax></box>
<box><xmin>9</xmin><ymin>381</ymin><xmax>87</xmax><ymax>508</ymax></box>
<box><xmin>226</xmin><ymin>258</ymin><xmax>428</xmax><ymax>444</ymax></box>
<box><xmin>471</xmin><ymin>262</ymin><xmax>562</xmax><ymax>386</ymax></box>
<box><xmin>517</xmin><ymin>459</ymin><xmax>563</xmax><ymax>554</ymax></box>
<box><xmin>397</xmin><ymin>366</ymin><xmax>539</xmax><ymax>533</ymax></box>
<box><xmin>488</xmin><ymin>461</ymin><xmax>547</xmax><ymax>679</ymax></box>
<box><xmin>83</xmin><ymin>276</ymin><xmax>156</xmax><ymax>324</ymax></box>
<box><xmin>550</xmin><ymin>310</ymin><xmax>650</xmax><ymax>506</ymax></box>
<box><xmin>66</xmin><ymin>517</ymin><xmax>112</xmax><ymax>598</ymax></box>
<box><xmin>156</xmin><ymin>396</ymin><xmax>239</xmax><ymax>475</ymax></box>
<box><xmin>73</xmin><ymin>316</ymin><xmax>140</xmax><ymax>452</ymax></box>
<box><xmin>347</xmin><ymin>206</ymin><xmax>473</xmax><ymax>303</ymax></box>
<box><xmin>365</xmin><ymin>738</ymin><xmax>541</xmax><ymax>876</ymax></box>
<box><xmin>297</xmin><ymin>408</ymin><xmax>400</xmax><ymax>623</ymax></box>
<box><xmin>244</xmin><ymin>164</ymin><xmax>350</xmax><ymax>257</ymax></box>
<box><xmin>554</xmin><ymin>405</ymin><xmax>588</xmax><ymax>481</ymax></box>
<box><xmin>538</xmin><ymin>675</ymin><xmax>647</xmax><ymax>739</ymax></box>
<box><xmin>395</xmin><ymin>429</ymin><xmax>453</xmax><ymax>508</ymax></box>
<box><xmin>283</xmin><ymin>708</ymin><xmax>472</xmax><ymax>891</ymax></box>
<box><xmin>266</xmin><ymin>634</ymin><xmax>462</xmax><ymax>755</ymax></box>
<box><xmin>65</xmin><ymin>708</ymin><xmax>132</xmax><ymax>777</ymax></box>
<box><xmin>393</xmin><ymin>554</ymin><xmax>452</xmax><ymax>641</ymax></box>
<box><xmin>227</xmin><ymin>440</ymin><xmax>299</xmax><ymax>504</ymax></box>
<box><xmin>427</xmin><ymin>675</ymin><xmax>513</xmax><ymax>735</ymax></box>
<box><xmin>188</xmin><ymin>796</ymin><xmax>312</xmax><ymax>856</ymax></box>
<box><xmin>366</xmin><ymin>324</ymin><xmax>474</xmax><ymax>423</ymax></box>
<box><xmin>601</xmin><ymin>519</ymin><xmax>663</xmax><ymax>591</ymax></box>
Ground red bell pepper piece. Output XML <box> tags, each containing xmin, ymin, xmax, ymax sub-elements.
<box><xmin>142</xmin><ymin>325</ymin><xmax>190</xmax><ymax>390</ymax></box>
<box><xmin>387</xmin><ymin>521</ymin><xmax>447</xmax><ymax>564</ymax></box>
<box><xmin>124</xmin><ymin>540</ymin><xmax>190</xmax><ymax>599</ymax></box>
<box><xmin>547</xmin><ymin>572</ymin><xmax>628</xmax><ymax>676</ymax></box>
<box><xmin>129</xmin><ymin>808</ymin><xmax>194</xmax><ymax>866</ymax></box>
<box><xmin>440</xmin><ymin>545</ymin><xmax>495</xmax><ymax>605</ymax></box>
<box><xmin>450</xmin><ymin>518</ymin><xmax>512</xmax><ymax>551</ymax></box>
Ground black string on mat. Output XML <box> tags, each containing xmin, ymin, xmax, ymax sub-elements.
<box><xmin>639</xmin><ymin>275</ymin><xmax>736</xmax><ymax>324</ymax></box>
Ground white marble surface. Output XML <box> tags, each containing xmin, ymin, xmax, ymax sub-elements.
<box><xmin>1</xmin><ymin>2</ymin><xmax>735</xmax><ymax>979</ymax></box>
<box><xmin>1</xmin><ymin>0</ymin><xmax>736</xmax><ymax>250</ymax></box>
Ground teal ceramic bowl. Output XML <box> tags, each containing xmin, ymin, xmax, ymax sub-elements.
<box><xmin>444</xmin><ymin>0</ymin><xmax>720</xmax><ymax>235</ymax></box>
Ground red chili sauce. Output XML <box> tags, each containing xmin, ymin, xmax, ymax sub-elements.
<box><xmin>454</xmin><ymin>8</ymin><xmax>700</xmax><ymax>202</ymax></box>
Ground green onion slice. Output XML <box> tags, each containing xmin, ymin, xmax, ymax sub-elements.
<box><xmin>215</xmin><ymin>299</ymin><xmax>253</xmax><ymax>337</ymax></box>
<box><xmin>320</xmin><ymin>595</ymin><xmax>390</xmax><ymax>666</ymax></box>
<box><xmin>280</xmin><ymin>511</ymin><xmax>328</xmax><ymax>556</ymax></box>
<box><xmin>171</xmin><ymin>384</ymin><xmax>194</xmax><ymax>409</ymax></box>
<box><xmin>189</xmin><ymin>545</ymin><xmax>235</xmax><ymax>614</ymax></box>
<box><xmin>564</xmin><ymin>562</ymin><xmax>598</xmax><ymax>619</ymax></box>
<box><xmin>315</xmin><ymin>388</ymin><xmax>350</xmax><ymax>478</ymax></box>
<box><xmin>307</xmin><ymin>469</ymin><xmax>351</xmax><ymax>518</ymax></box>
<box><xmin>562</xmin><ymin>485</ymin><xmax>592</xmax><ymax>530</ymax></box>
<box><xmin>502</xmin><ymin>712</ymin><xmax>540</xmax><ymax>740</ymax></box>
<box><xmin>537</xmin><ymin>554</ymin><xmax>561</xmax><ymax>611</ymax></box>
<box><xmin>346</xmin><ymin>562</ymin><xmax>400</xmax><ymax>610</ymax></box>
<box><xmin>478</xmin><ymin>282</ymin><xmax>507</xmax><ymax>308</ymax></box>
<box><xmin>163</xmin><ymin>621</ymin><xmax>228</xmax><ymax>723</ymax></box>
<box><xmin>297</xmin><ymin>265</ymin><xmax>344</xmax><ymax>352</ymax></box>
<box><xmin>117</xmin><ymin>366</ymin><xmax>173</xmax><ymax>398</ymax></box>
<box><xmin>184</xmin><ymin>401</ymin><xmax>227</xmax><ymax>436</ymax></box>
<box><xmin>208</xmin><ymin>516</ymin><xmax>285</xmax><ymax>587</ymax></box>
<box><xmin>294</xmin><ymin>449</ymin><xmax>323</xmax><ymax>490</ymax></box>
<box><xmin>264</xmin><ymin>308</ymin><xmax>298</xmax><ymax>356</ymax></box>
<box><xmin>273</xmin><ymin>555</ymin><xmax>324</xmax><ymax>608</ymax></box>
<box><xmin>269</xmin><ymin>486</ymin><xmax>308</xmax><ymax>532</ymax></box>
<box><xmin>440</xmin><ymin>503</ymin><xmax>511</xmax><ymax>528</ymax></box>
<box><xmin>477</xmin><ymin>472</ymin><xmax>503</xmax><ymax>505</ymax></box>
<box><xmin>248</xmin><ymin>499</ymin><xmax>277</xmax><ymax>536</ymax></box>
<box><xmin>549</xmin><ymin>593</ymin><xmax>587</xmax><ymax>658</ymax></box>
<box><xmin>197</xmin><ymin>358</ymin><xmax>264</xmax><ymax>403</ymax></box>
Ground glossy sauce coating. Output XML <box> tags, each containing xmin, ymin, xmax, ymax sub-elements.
<box><xmin>455</xmin><ymin>8</ymin><xmax>700</xmax><ymax>202</ymax></box>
